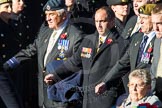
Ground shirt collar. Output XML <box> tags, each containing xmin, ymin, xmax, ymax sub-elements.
<box><xmin>144</xmin><ymin>31</ymin><xmax>156</xmax><ymax>39</ymax></box>
<box><xmin>55</xmin><ymin>18</ymin><xmax>68</xmax><ymax>32</ymax></box>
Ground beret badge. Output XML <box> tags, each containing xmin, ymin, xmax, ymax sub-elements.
<box><xmin>46</xmin><ymin>5</ymin><xmax>51</xmax><ymax>11</ymax></box>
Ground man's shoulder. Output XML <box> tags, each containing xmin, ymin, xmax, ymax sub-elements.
<box><xmin>84</xmin><ymin>31</ymin><xmax>97</xmax><ymax>38</ymax></box>
<box><xmin>67</xmin><ymin>23</ymin><xmax>83</xmax><ymax>32</ymax></box>
<box><xmin>131</xmin><ymin>32</ymin><xmax>144</xmax><ymax>41</ymax></box>
<box><xmin>124</xmin><ymin>15</ymin><xmax>138</xmax><ymax>30</ymax></box>
<box><xmin>127</xmin><ymin>15</ymin><xmax>138</xmax><ymax>24</ymax></box>
<box><xmin>121</xmin><ymin>15</ymin><xmax>138</xmax><ymax>39</ymax></box>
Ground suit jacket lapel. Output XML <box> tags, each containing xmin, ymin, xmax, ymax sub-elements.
<box><xmin>94</xmin><ymin>30</ymin><xmax>116</xmax><ymax>58</ymax></box>
<box><xmin>97</xmin><ymin>35</ymin><xmax>113</xmax><ymax>54</ymax></box>
<box><xmin>154</xmin><ymin>38</ymin><xmax>161</xmax><ymax>66</ymax></box>
<box><xmin>40</xmin><ymin>29</ymin><xmax>53</xmax><ymax>68</ymax></box>
<box><xmin>145</xmin><ymin>36</ymin><xmax>155</xmax><ymax>52</ymax></box>
<box><xmin>132</xmin><ymin>33</ymin><xmax>143</xmax><ymax>68</ymax></box>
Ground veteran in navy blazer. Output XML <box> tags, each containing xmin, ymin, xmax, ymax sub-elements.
<box><xmin>44</xmin><ymin>6</ymin><xmax>129</xmax><ymax>108</ymax></box>
<box><xmin>3</xmin><ymin>0</ymin><xmax>83</xmax><ymax>107</ymax></box>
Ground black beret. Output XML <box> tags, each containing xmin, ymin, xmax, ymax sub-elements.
<box><xmin>0</xmin><ymin>0</ymin><xmax>12</xmax><ymax>5</ymax></box>
<box><xmin>138</xmin><ymin>4</ymin><xmax>156</xmax><ymax>15</ymax></box>
<box><xmin>43</xmin><ymin>0</ymin><xmax>65</xmax><ymax>11</ymax></box>
<box><xmin>107</xmin><ymin>0</ymin><xmax>129</xmax><ymax>6</ymax></box>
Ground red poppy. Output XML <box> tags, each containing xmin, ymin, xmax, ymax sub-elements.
<box><xmin>60</xmin><ymin>33</ymin><xmax>67</xmax><ymax>39</ymax></box>
<box><xmin>139</xmin><ymin>103</ymin><xmax>151</xmax><ymax>107</ymax></box>
<box><xmin>147</xmin><ymin>47</ymin><xmax>153</xmax><ymax>53</ymax></box>
<box><xmin>106</xmin><ymin>38</ymin><xmax>113</xmax><ymax>45</ymax></box>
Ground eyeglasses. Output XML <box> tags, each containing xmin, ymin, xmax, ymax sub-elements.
<box><xmin>127</xmin><ymin>83</ymin><xmax>146</xmax><ymax>89</ymax></box>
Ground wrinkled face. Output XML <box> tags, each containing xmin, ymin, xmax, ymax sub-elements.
<box><xmin>133</xmin><ymin>0</ymin><xmax>147</xmax><ymax>16</ymax></box>
<box><xmin>95</xmin><ymin>9</ymin><xmax>112</xmax><ymax>36</ymax></box>
<box><xmin>139</xmin><ymin>14</ymin><xmax>153</xmax><ymax>33</ymax></box>
<box><xmin>65</xmin><ymin>0</ymin><xmax>74</xmax><ymax>7</ymax></box>
<box><xmin>111</xmin><ymin>4</ymin><xmax>130</xmax><ymax>17</ymax></box>
<box><xmin>45</xmin><ymin>10</ymin><xmax>65</xmax><ymax>29</ymax></box>
<box><xmin>128</xmin><ymin>77</ymin><xmax>150</xmax><ymax>102</ymax></box>
<box><xmin>12</xmin><ymin>0</ymin><xmax>24</xmax><ymax>13</ymax></box>
<box><xmin>152</xmin><ymin>14</ymin><xmax>162</xmax><ymax>38</ymax></box>
<box><xmin>0</xmin><ymin>3</ymin><xmax>12</xmax><ymax>20</ymax></box>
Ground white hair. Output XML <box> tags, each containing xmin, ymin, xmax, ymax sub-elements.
<box><xmin>56</xmin><ymin>8</ymin><xmax>66</xmax><ymax>16</ymax></box>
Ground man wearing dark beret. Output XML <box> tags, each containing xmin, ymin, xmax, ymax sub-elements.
<box><xmin>3</xmin><ymin>0</ymin><xmax>84</xmax><ymax>107</ymax></box>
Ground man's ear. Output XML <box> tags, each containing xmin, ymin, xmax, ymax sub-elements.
<box><xmin>111</xmin><ymin>5</ymin><xmax>115</xmax><ymax>12</ymax></box>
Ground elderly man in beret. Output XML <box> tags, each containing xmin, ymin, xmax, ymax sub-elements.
<box><xmin>3</xmin><ymin>0</ymin><xmax>84</xmax><ymax>107</ymax></box>
<box><xmin>95</xmin><ymin>3</ymin><xmax>156</xmax><ymax>96</ymax></box>
<box><xmin>106</xmin><ymin>0</ymin><xmax>131</xmax><ymax>35</ymax></box>
<box><xmin>121</xmin><ymin>0</ymin><xmax>154</xmax><ymax>40</ymax></box>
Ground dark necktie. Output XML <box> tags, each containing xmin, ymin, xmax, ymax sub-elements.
<box><xmin>137</xmin><ymin>35</ymin><xmax>148</xmax><ymax>64</ymax></box>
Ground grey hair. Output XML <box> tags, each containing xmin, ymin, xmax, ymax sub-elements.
<box><xmin>132</xmin><ymin>0</ymin><xmax>154</xmax><ymax>3</ymax></box>
<box><xmin>129</xmin><ymin>69</ymin><xmax>151</xmax><ymax>85</ymax></box>
<box><xmin>56</xmin><ymin>8</ymin><xmax>66</xmax><ymax>16</ymax></box>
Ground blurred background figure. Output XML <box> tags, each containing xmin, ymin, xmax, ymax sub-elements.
<box><xmin>107</xmin><ymin>0</ymin><xmax>131</xmax><ymax>35</ymax></box>
<box><xmin>65</xmin><ymin>0</ymin><xmax>96</xmax><ymax>34</ymax></box>
<box><xmin>0</xmin><ymin>57</ymin><xmax>23</xmax><ymax>108</ymax></box>
<box><xmin>12</xmin><ymin>0</ymin><xmax>24</xmax><ymax>14</ymax></box>
<box><xmin>0</xmin><ymin>0</ymin><xmax>24</xmax><ymax>107</ymax></box>
<box><xmin>116</xmin><ymin>69</ymin><xmax>162</xmax><ymax>108</ymax></box>
<box><xmin>1</xmin><ymin>0</ymin><xmax>47</xmax><ymax>107</ymax></box>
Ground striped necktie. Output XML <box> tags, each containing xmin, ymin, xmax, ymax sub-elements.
<box><xmin>137</xmin><ymin>35</ymin><xmax>148</xmax><ymax>64</ymax></box>
<box><xmin>97</xmin><ymin>36</ymin><xmax>104</xmax><ymax>52</ymax></box>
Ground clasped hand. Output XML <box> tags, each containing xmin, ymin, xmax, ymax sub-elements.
<box><xmin>44</xmin><ymin>74</ymin><xmax>55</xmax><ymax>85</ymax></box>
<box><xmin>95</xmin><ymin>82</ymin><xmax>107</xmax><ymax>95</ymax></box>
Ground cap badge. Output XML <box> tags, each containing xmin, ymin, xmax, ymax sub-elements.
<box><xmin>46</xmin><ymin>5</ymin><xmax>51</xmax><ymax>11</ymax></box>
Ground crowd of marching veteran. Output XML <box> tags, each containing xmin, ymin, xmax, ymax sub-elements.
<box><xmin>0</xmin><ymin>0</ymin><xmax>162</xmax><ymax>108</ymax></box>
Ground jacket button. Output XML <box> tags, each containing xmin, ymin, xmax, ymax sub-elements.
<box><xmin>2</xmin><ymin>44</ymin><xmax>5</xmax><ymax>47</ymax></box>
<box><xmin>2</xmin><ymin>55</ymin><xmax>6</xmax><ymax>58</ymax></box>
